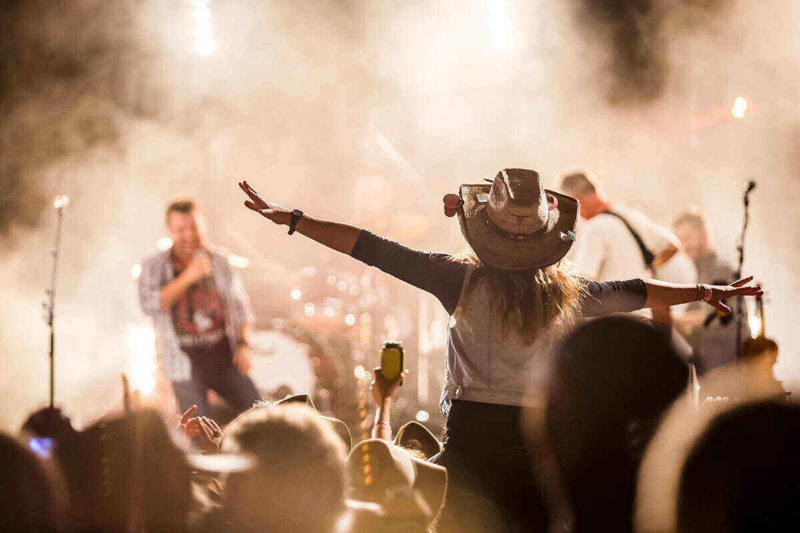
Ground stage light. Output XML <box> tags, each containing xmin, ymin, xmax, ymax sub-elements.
<box><xmin>731</xmin><ymin>97</ymin><xmax>748</xmax><ymax>118</ymax></box>
<box><xmin>156</xmin><ymin>237</ymin><xmax>173</xmax><ymax>251</ymax></box>
<box><xmin>486</xmin><ymin>0</ymin><xmax>514</xmax><ymax>51</ymax></box>
<box><xmin>337</xmin><ymin>280</ymin><xmax>348</xmax><ymax>292</ymax></box>
<box><xmin>290</xmin><ymin>289</ymin><xmax>302</xmax><ymax>300</ymax></box>
<box><xmin>349</xmin><ymin>285</ymin><xmax>360</xmax><ymax>296</ymax></box>
<box><xmin>228</xmin><ymin>254</ymin><xmax>249</xmax><ymax>268</ymax></box>
<box><xmin>360</xmin><ymin>312</ymin><xmax>371</xmax><ymax>323</ymax></box>
<box><xmin>188</xmin><ymin>0</ymin><xmax>215</xmax><ymax>55</ymax></box>
<box><xmin>345</xmin><ymin>313</ymin><xmax>356</xmax><ymax>326</ymax></box>
<box><xmin>748</xmin><ymin>312</ymin><xmax>762</xmax><ymax>338</ymax></box>
<box><xmin>326</xmin><ymin>275</ymin><xmax>337</xmax><ymax>286</ymax></box>
<box><xmin>416</xmin><ymin>410</ymin><xmax>430</xmax><ymax>423</ymax></box>
<box><xmin>128</xmin><ymin>325</ymin><xmax>157</xmax><ymax>395</ymax></box>
<box><xmin>131</xmin><ymin>264</ymin><xmax>142</xmax><ymax>280</ymax></box>
<box><xmin>53</xmin><ymin>195</ymin><xmax>70</xmax><ymax>209</ymax></box>
<box><xmin>304</xmin><ymin>303</ymin><xmax>315</xmax><ymax>317</ymax></box>
<box><xmin>354</xmin><ymin>365</ymin><xmax>366</xmax><ymax>379</ymax></box>
<box><xmin>324</xmin><ymin>306</ymin><xmax>335</xmax><ymax>318</ymax></box>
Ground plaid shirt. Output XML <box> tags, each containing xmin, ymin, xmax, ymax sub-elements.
<box><xmin>138</xmin><ymin>244</ymin><xmax>255</xmax><ymax>382</ymax></box>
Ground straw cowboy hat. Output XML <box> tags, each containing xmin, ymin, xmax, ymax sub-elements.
<box><xmin>274</xmin><ymin>394</ymin><xmax>352</xmax><ymax>451</ymax></box>
<box><xmin>218</xmin><ymin>394</ymin><xmax>352</xmax><ymax>454</ymax></box>
<box><xmin>191</xmin><ymin>394</ymin><xmax>354</xmax><ymax>473</ymax></box>
<box><xmin>346</xmin><ymin>439</ymin><xmax>447</xmax><ymax>520</ymax></box>
<box><xmin>447</xmin><ymin>168</ymin><xmax>579</xmax><ymax>271</ymax></box>
<box><xmin>393</xmin><ymin>421</ymin><xmax>442</xmax><ymax>459</ymax></box>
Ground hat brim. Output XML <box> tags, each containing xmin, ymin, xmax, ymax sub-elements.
<box><xmin>457</xmin><ymin>184</ymin><xmax>579</xmax><ymax>271</ymax></box>
<box><xmin>394</xmin><ymin>421</ymin><xmax>442</xmax><ymax>459</ymax></box>
<box><xmin>347</xmin><ymin>439</ymin><xmax>447</xmax><ymax>519</ymax></box>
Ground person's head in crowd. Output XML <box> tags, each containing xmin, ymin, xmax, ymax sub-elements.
<box><xmin>346</xmin><ymin>438</ymin><xmax>447</xmax><ymax>531</ymax></box>
<box><xmin>438</xmin><ymin>169</ymin><xmax>583</xmax><ymax>350</ymax></box>
<box><xmin>19</xmin><ymin>406</ymin><xmax>75</xmax><ymax>441</ymax></box>
<box><xmin>672</xmin><ymin>207</ymin><xmax>713</xmax><ymax>261</ymax></box>
<box><xmin>558</xmin><ymin>169</ymin><xmax>609</xmax><ymax>220</ymax></box>
<box><xmin>221</xmin><ymin>403</ymin><xmax>347</xmax><ymax>533</ymax></box>
<box><xmin>0</xmin><ymin>433</ymin><xmax>61</xmax><ymax>532</ymax></box>
<box><xmin>223</xmin><ymin>395</ymin><xmax>352</xmax><ymax>452</ymax></box>
<box><xmin>56</xmin><ymin>410</ymin><xmax>191</xmax><ymax>532</ymax></box>
<box><xmin>166</xmin><ymin>198</ymin><xmax>207</xmax><ymax>263</ymax></box>
<box><xmin>274</xmin><ymin>393</ymin><xmax>353</xmax><ymax>450</ymax></box>
<box><xmin>677</xmin><ymin>400</ymin><xmax>800</xmax><ymax>533</ymax></box>
<box><xmin>546</xmin><ymin>316</ymin><xmax>689</xmax><ymax>532</ymax></box>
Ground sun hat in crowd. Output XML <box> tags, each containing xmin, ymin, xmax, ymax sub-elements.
<box><xmin>274</xmin><ymin>394</ymin><xmax>353</xmax><ymax>450</ymax></box>
<box><xmin>218</xmin><ymin>394</ymin><xmax>352</xmax><ymax>453</ymax></box>
<box><xmin>450</xmin><ymin>168</ymin><xmax>579</xmax><ymax>271</ymax></box>
<box><xmin>346</xmin><ymin>439</ymin><xmax>447</xmax><ymax>521</ymax></box>
<box><xmin>393</xmin><ymin>421</ymin><xmax>442</xmax><ymax>459</ymax></box>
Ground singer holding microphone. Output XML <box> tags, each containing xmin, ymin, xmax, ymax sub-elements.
<box><xmin>139</xmin><ymin>199</ymin><xmax>260</xmax><ymax>417</ymax></box>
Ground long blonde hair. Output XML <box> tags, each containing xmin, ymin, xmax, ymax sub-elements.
<box><xmin>453</xmin><ymin>250</ymin><xmax>585</xmax><ymax>345</ymax></box>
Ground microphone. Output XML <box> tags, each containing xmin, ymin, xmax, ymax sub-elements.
<box><xmin>194</xmin><ymin>249</ymin><xmax>215</xmax><ymax>288</ymax></box>
<box><xmin>745</xmin><ymin>181</ymin><xmax>756</xmax><ymax>193</ymax></box>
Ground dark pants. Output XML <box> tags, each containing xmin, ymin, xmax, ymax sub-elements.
<box><xmin>434</xmin><ymin>400</ymin><xmax>550</xmax><ymax>533</ymax></box>
<box><xmin>172</xmin><ymin>365</ymin><xmax>261</xmax><ymax>418</ymax></box>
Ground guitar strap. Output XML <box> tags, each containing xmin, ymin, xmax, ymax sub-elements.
<box><xmin>602</xmin><ymin>210</ymin><xmax>656</xmax><ymax>275</ymax></box>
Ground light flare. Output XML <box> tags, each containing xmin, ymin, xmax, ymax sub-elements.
<box><xmin>187</xmin><ymin>0</ymin><xmax>215</xmax><ymax>55</ymax></box>
<box><xmin>156</xmin><ymin>237</ymin><xmax>173</xmax><ymax>251</ymax></box>
<box><xmin>731</xmin><ymin>96</ymin><xmax>748</xmax><ymax>118</ymax></box>
<box><xmin>228</xmin><ymin>254</ymin><xmax>249</xmax><ymax>268</ymax></box>
<box><xmin>748</xmin><ymin>312</ymin><xmax>762</xmax><ymax>338</ymax></box>
<box><xmin>128</xmin><ymin>325</ymin><xmax>158</xmax><ymax>395</ymax></box>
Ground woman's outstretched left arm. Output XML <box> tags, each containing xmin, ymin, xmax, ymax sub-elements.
<box><xmin>643</xmin><ymin>276</ymin><xmax>762</xmax><ymax>314</ymax></box>
<box><xmin>580</xmin><ymin>276</ymin><xmax>762</xmax><ymax>317</ymax></box>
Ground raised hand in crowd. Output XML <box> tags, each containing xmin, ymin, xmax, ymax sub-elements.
<box><xmin>705</xmin><ymin>276</ymin><xmax>763</xmax><ymax>314</ymax></box>
<box><xmin>122</xmin><ymin>373</ymin><xmax>141</xmax><ymax>412</ymax></box>
<box><xmin>239</xmin><ymin>180</ymin><xmax>292</xmax><ymax>225</ymax></box>
<box><xmin>370</xmin><ymin>367</ymin><xmax>408</xmax><ymax>441</ymax></box>
<box><xmin>643</xmin><ymin>275</ymin><xmax>762</xmax><ymax>313</ymax></box>
<box><xmin>177</xmin><ymin>405</ymin><xmax>223</xmax><ymax>454</ymax></box>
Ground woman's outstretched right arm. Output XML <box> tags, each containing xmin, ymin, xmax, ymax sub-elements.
<box><xmin>238</xmin><ymin>180</ymin><xmax>467</xmax><ymax>313</ymax></box>
<box><xmin>239</xmin><ymin>180</ymin><xmax>362</xmax><ymax>254</ymax></box>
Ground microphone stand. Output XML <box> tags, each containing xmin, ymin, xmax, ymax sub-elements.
<box><xmin>43</xmin><ymin>197</ymin><xmax>68</xmax><ymax>408</ymax></box>
<box><xmin>734</xmin><ymin>181</ymin><xmax>756</xmax><ymax>363</ymax></box>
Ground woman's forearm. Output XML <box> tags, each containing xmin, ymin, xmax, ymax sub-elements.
<box><xmin>294</xmin><ymin>215</ymin><xmax>363</xmax><ymax>255</ymax></box>
<box><xmin>371</xmin><ymin>399</ymin><xmax>392</xmax><ymax>441</ymax></box>
<box><xmin>643</xmin><ymin>279</ymin><xmax>701</xmax><ymax>308</ymax></box>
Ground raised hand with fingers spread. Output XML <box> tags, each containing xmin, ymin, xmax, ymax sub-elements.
<box><xmin>238</xmin><ymin>181</ymin><xmax>291</xmax><ymax>226</ymax></box>
<box><xmin>177</xmin><ymin>405</ymin><xmax>222</xmax><ymax>454</ymax></box>
<box><xmin>705</xmin><ymin>276</ymin><xmax>763</xmax><ymax>314</ymax></box>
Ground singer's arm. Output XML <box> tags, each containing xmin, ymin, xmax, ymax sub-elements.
<box><xmin>158</xmin><ymin>274</ymin><xmax>194</xmax><ymax>311</ymax></box>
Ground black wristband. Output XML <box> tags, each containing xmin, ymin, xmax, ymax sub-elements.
<box><xmin>288</xmin><ymin>209</ymin><xmax>304</xmax><ymax>235</ymax></box>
